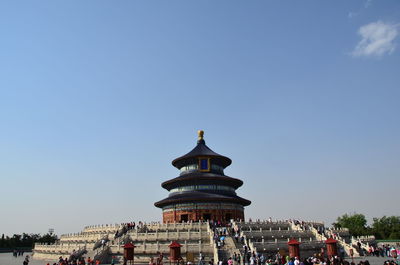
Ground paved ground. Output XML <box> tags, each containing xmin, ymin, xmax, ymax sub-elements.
<box><xmin>2</xmin><ymin>253</ymin><xmax>397</xmax><ymax>265</ymax></box>
<box><xmin>344</xmin><ymin>256</ymin><xmax>398</xmax><ymax>265</ymax></box>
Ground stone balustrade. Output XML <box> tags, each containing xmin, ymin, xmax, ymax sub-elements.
<box><xmin>34</xmin><ymin>242</ymin><xmax>92</xmax><ymax>254</ymax></box>
<box><xmin>57</xmin><ymin>230</ymin><xmax>210</xmax><ymax>243</ymax></box>
<box><xmin>34</xmin><ymin>241</ymin><xmax>212</xmax><ymax>256</ymax></box>
<box><xmin>82</xmin><ymin>221</ymin><xmax>208</xmax><ymax>234</ymax></box>
<box><xmin>251</xmin><ymin>240</ymin><xmax>326</xmax><ymax>251</ymax></box>
<box><xmin>242</xmin><ymin>230</ymin><xmax>314</xmax><ymax>237</ymax></box>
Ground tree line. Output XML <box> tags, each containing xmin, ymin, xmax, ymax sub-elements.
<box><xmin>333</xmin><ymin>213</ymin><xmax>400</xmax><ymax>239</ymax></box>
<box><xmin>0</xmin><ymin>233</ymin><xmax>58</xmax><ymax>250</ymax></box>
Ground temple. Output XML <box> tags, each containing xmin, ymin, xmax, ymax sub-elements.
<box><xmin>155</xmin><ymin>130</ymin><xmax>251</xmax><ymax>223</ymax></box>
<box><xmin>32</xmin><ymin>131</ymin><xmax>366</xmax><ymax>264</ymax></box>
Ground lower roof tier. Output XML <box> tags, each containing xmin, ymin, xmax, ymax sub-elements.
<box><xmin>154</xmin><ymin>190</ymin><xmax>251</xmax><ymax>208</ymax></box>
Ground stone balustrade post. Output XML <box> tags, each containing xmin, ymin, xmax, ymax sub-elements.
<box><xmin>275</xmin><ymin>238</ymin><xmax>277</xmax><ymax>243</ymax></box>
<box><xmin>279</xmin><ymin>227</ymin><xmax>281</xmax><ymax>231</ymax></box>
<box><xmin>199</xmin><ymin>239</ymin><xmax>202</xmax><ymax>252</ymax></box>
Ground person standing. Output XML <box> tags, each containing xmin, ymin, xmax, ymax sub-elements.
<box><xmin>275</xmin><ymin>252</ymin><xmax>281</xmax><ymax>265</ymax></box>
<box><xmin>294</xmin><ymin>257</ymin><xmax>300</xmax><ymax>265</ymax></box>
<box><xmin>23</xmin><ymin>255</ymin><xmax>29</xmax><ymax>265</ymax></box>
<box><xmin>228</xmin><ymin>257</ymin><xmax>233</xmax><ymax>265</ymax></box>
<box><xmin>249</xmin><ymin>256</ymin><xmax>255</xmax><ymax>265</ymax></box>
<box><xmin>199</xmin><ymin>252</ymin><xmax>204</xmax><ymax>265</ymax></box>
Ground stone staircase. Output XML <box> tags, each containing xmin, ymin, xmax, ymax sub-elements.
<box><xmin>217</xmin><ymin>236</ymin><xmax>241</xmax><ymax>262</ymax></box>
<box><xmin>85</xmin><ymin>246</ymin><xmax>112</xmax><ymax>264</ymax></box>
<box><xmin>233</xmin><ymin>221</ymin><xmax>331</xmax><ymax>259</ymax></box>
<box><xmin>308</xmin><ymin>224</ymin><xmax>359</xmax><ymax>258</ymax></box>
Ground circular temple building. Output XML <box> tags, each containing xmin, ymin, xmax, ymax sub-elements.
<box><xmin>155</xmin><ymin>131</ymin><xmax>251</xmax><ymax>223</ymax></box>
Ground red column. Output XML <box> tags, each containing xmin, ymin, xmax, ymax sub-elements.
<box><xmin>288</xmin><ymin>239</ymin><xmax>301</xmax><ymax>258</ymax></box>
<box><xmin>325</xmin><ymin>238</ymin><xmax>338</xmax><ymax>258</ymax></box>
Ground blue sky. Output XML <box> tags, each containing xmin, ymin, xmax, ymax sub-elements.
<box><xmin>0</xmin><ymin>1</ymin><xmax>399</xmax><ymax>236</ymax></box>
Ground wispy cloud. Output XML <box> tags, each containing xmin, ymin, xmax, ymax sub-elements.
<box><xmin>352</xmin><ymin>21</ymin><xmax>399</xmax><ymax>57</ymax></box>
<box><xmin>348</xmin><ymin>12</ymin><xmax>357</xmax><ymax>19</ymax></box>
<box><xmin>348</xmin><ymin>0</ymin><xmax>371</xmax><ymax>19</ymax></box>
<box><xmin>364</xmin><ymin>0</ymin><xmax>373</xmax><ymax>8</ymax></box>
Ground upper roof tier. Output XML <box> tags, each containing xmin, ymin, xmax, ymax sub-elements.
<box><xmin>172</xmin><ymin>130</ymin><xmax>232</xmax><ymax>169</ymax></box>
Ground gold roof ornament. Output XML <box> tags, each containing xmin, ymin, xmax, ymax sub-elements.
<box><xmin>198</xmin><ymin>130</ymin><xmax>204</xmax><ymax>141</ymax></box>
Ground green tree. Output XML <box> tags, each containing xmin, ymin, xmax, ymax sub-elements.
<box><xmin>371</xmin><ymin>216</ymin><xmax>400</xmax><ymax>239</ymax></box>
<box><xmin>36</xmin><ymin>233</ymin><xmax>57</xmax><ymax>244</ymax></box>
<box><xmin>333</xmin><ymin>213</ymin><xmax>368</xmax><ymax>236</ymax></box>
<box><xmin>0</xmin><ymin>233</ymin><xmax>58</xmax><ymax>249</ymax></box>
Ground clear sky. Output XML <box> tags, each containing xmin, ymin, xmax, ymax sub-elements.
<box><xmin>0</xmin><ymin>1</ymin><xmax>399</xmax><ymax>236</ymax></box>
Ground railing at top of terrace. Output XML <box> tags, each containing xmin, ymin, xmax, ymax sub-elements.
<box><xmin>60</xmin><ymin>221</ymin><xmax>209</xmax><ymax>237</ymax></box>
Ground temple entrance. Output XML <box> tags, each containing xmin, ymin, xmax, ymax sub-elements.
<box><xmin>225</xmin><ymin>213</ymin><xmax>231</xmax><ymax>222</ymax></box>
<box><xmin>203</xmin><ymin>213</ymin><xmax>211</xmax><ymax>221</ymax></box>
<box><xmin>180</xmin><ymin>214</ymin><xmax>188</xmax><ymax>222</ymax></box>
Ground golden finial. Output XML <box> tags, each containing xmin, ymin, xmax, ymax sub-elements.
<box><xmin>198</xmin><ymin>130</ymin><xmax>204</xmax><ymax>141</ymax></box>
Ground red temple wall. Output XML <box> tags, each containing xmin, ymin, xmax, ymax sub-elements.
<box><xmin>162</xmin><ymin>208</ymin><xmax>244</xmax><ymax>223</ymax></box>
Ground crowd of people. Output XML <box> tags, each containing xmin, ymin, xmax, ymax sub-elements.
<box><xmin>147</xmin><ymin>252</ymin><xmax>165</xmax><ymax>265</ymax></box>
<box><xmin>13</xmin><ymin>249</ymin><xmax>26</xmax><ymax>257</ymax></box>
<box><xmin>221</xmin><ymin>254</ymin><xmax>399</xmax><ymax>265</ymax></box>
<box><xmin>37</xmin><ymin>255</ymin><xmax>117</xmax><ymax>265</ymax></box>
<box><xmin>366</xmin><ymin>245</ymin><xmax>399</xmax><ymax>258</ymax></box>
